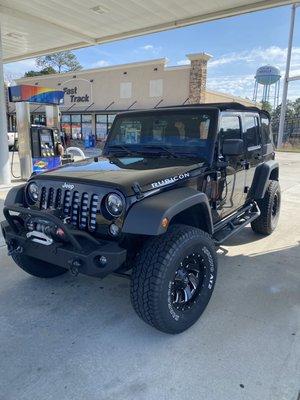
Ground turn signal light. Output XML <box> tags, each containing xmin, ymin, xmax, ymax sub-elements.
<box><xmin>161</xmin><ymin>218</ymin><xmax>169</xmax><ymax>229</ymax></box>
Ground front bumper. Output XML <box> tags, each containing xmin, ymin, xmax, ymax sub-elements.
<box><xmin>1</xmin><ymin>205</ymin><xmax>127</xmax><ymax>278</ymax></box>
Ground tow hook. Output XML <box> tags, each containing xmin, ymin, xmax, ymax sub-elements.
<box><xmin>7</xmin><ymin>241</ymin><xmax>23</xmax><ymax>256</ymax></box>
<box><xmin>68</xmin><ymin>259</ymin><xmax>82</xmax><ymax>276</ymax></box>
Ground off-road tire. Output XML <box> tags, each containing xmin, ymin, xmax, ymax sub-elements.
<box><xmin>130</xmin><ymin>224</ymin><xmax>217</xmax><ymax>334</ymax></box>
<box><xmin>12</xmin><ymin>253</ymin><xmax>67</xmax><ymax>278</ymax></box>
<box><xmin>251</xmin><ymin>180</ymin><xmax>281</xmax><ymax>235</ymax></box>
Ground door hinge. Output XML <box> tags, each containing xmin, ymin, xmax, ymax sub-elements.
<box><xmin>132</xmin><ymin>182</ymin><xmax>144</xmax><ymax>199</ymax></box>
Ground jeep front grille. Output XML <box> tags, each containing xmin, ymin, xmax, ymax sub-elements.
<box><xmin>38</xmin><ymin>187</ymin><xmax>100</xmax><ymax>231</ymax></box>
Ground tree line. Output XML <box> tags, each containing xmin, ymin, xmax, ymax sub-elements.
<box><xmin>24</xmin><ymin>51</ymin><xmax>82</xmax><ymax>77</ymax></box>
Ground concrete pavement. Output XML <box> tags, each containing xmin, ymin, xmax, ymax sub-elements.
<box><xmin>0</xmin><ymin>152</ymin><xmax>299</xmax><ymax>400</ymax></box>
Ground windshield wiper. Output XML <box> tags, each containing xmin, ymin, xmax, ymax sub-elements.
<box><xmin>141</xmin><ymin>145</ymin><xmax>180</xmax><ymax>158</ymax></box>
<box><xmin>107</xmin><ymin>145</ymin><xmax>141</xmax><ymax>157</ymax></box>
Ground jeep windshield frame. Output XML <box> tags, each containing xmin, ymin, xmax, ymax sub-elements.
<box><xmin>104</xmin><ymin>108</ymin><xmax>219</xmax><ymax>164</ymax></box>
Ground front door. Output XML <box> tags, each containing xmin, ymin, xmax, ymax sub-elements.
<box><xmin>218</xmin><ymin>113</ymin><xmax>247</xmax><ymax>218</ymax></box>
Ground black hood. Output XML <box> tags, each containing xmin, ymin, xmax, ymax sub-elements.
<box><xmin>34</xmin><ymin>156</ymin><xmax>205</xmax><ymax>196</ymax></box>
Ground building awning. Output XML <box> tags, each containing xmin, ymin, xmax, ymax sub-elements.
<box><xmin>1</xmin><ymin>0</ymin><xmax>297</xmax><ymax>63</ymax></box>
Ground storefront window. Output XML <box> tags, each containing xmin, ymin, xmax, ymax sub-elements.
<box><xmin>61</xmin><ymin>114</ymin><xmax>71</xmax><ymax>141</ymax></box>
<box><xmin>71</xmin><ymin>114</ymin><xmax>81</xmax><ymax>139</ymax></box>
<box><xmin>96</xmin><ymin>115</ymin><xmax>108</xmax><ymax>140</ymax></box>
<box><xmin>61</xmin><ymin>114</ymin><xmax>93</xmax><ymax>142</ymax></box>
<box><xmin>96</xmin><ymin>114</ymin><xmax>116</xmax><ymax>140</ymax></box>
<box><xmin>82</xmin><ymin>114</ymin><xmax>93</xmax><ymax>140</ymax></box>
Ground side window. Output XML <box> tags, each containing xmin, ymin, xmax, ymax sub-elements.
<box><xmin>261</xmin><ymin>116</ymin><xmax>272</xmax><ymax>144</ymax></box>
<box><xmin>244</xmin><ymin>115</ymin><xmax>260</xmax><ymax>148</ymax></box>
<box><xmin>219</xmin><ymin>116</ymin><xmax>241</xmax><ymax>149</ymax></box>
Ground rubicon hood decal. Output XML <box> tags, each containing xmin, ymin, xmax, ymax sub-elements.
<box><xmin>151</xmin><ymin>172</ymin><xmax>190</xmax><ymax>189</ymax></box>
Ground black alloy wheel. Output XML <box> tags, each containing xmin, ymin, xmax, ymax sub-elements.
<box><xmin>171</xmin><ymin>253</ymin><xmax>205</xmax><ymax>312</ymax></box>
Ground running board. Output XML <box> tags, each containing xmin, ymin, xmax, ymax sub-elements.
<box><xmin>213</xmin><ymin>203</ymin><xmax>260</xmax><ymax>245</ymax></box>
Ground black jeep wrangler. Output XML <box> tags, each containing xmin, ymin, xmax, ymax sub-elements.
<box><xmin>1</xmin><ymin>103</ymin><xmax>280</xmax><ymax>334</ymax></box>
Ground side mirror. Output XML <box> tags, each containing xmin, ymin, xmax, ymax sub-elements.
<box><xmin>222</xmin><ymin>139</ymin><xmax>244</xmax><ymax>156</ymax></box>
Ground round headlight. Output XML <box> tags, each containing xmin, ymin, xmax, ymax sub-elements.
<box><xmin>27</xmin><ymin>182</ymin><xmax>39</xmax><ymax>203</ymax></box>
<box><xmin>105</xmin><ymin>193</ymin><xmax>124</xmax><ymax>217</ymax></box>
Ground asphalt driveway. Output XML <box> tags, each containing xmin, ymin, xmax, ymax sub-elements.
<box><xmin>0</xmin><ymin>152</ymin><xmax>299</xmax><ymax>400</ymax></box>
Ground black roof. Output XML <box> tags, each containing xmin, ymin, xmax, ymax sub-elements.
<box><xmin>119</xmin><ymin>102</ymin><xmax>264</xmax><ymax>114</ymax></box>
<box><xmin>158</xmin><ymin>102</ymin><xmax>263</xmax><ymax>113</ymax></box>
<box><xmin>116</xmin><ymin>102</ymin><xmax>269</xmax><ymax>119</ymax></box>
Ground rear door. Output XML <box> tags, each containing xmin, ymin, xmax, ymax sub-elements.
<box><xmin>243</xmin><ymin>113</ymin><xmax>264</xmax><ymax>191</ymax></box>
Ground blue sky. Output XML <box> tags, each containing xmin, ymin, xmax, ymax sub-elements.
<box><xmin>4</xmin><ymin>4</ymin><xmax>300</xmax><ymax>102</ymax></box>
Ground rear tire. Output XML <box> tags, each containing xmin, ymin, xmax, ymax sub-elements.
<box><xmin>12</xmin><ymin>253</ymin><xmax>67</xmax><ymax>278</ymax></box>
<box><xmin>130</xmin><ymin>224</ymin><xmax>217</xmax><ymax>334</ymax></box>
<box><xmin>251</xmin><ymin>180</ymin><xmax>281</xmax><ymax>235</ymax></box>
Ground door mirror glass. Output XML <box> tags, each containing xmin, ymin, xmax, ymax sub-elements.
<box><xmin>222</xmin><ymin>139</ymin><xmax>244</xmax><ymax>156</ymax></box>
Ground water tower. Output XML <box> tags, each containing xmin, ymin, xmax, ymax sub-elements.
<box><xmin>253</xmin><ymin>65</ymin><xmax>281</xmax><ymax>108</ymax></box>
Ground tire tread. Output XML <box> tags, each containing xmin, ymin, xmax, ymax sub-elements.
<box><xmin>130</xmin><ymin>224</ymin><xmax>216</xmax><ymax>333</ymax></box>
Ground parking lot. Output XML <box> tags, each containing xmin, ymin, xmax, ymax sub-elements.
<box><xmin>0</xmin><ymin>151</ymin><xmax>299</xmax><ymax>400</ymax></box>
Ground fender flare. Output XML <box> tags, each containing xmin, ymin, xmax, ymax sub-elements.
<box><xmin>123</xmin><ymin>187</ymin><xmax>213</xmax><ymax>235</ymax></box>
<box><xmin>249</xmin><ymin>160</ymin><xmax>279</xmax><ymax>200</ymax></box>
<box><xmin>4</xmin><ymin>184</ymin><xmax>25</xmax><ymax>206</ymax></box>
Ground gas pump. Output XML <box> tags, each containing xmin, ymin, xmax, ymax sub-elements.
<box><xmin>30</xmin><ymin>126</ymin><xmax>61</xmax><ymax>174</ymax></box>
<box><xmin>9</xmin><ymin>85</ymin><xmax>84</xmax><ymax>179</ymax></box>
<box><xmin>9</xmin><ymin>85</ymin><xmax>65</xmax><ymax>179</ymax></box>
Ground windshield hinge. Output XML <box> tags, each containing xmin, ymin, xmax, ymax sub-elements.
<box><xmin>132</xmin><ymin>182</ymin><xmax>144</xmax><ymax>199</ymax></box>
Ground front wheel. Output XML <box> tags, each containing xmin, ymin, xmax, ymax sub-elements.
<box><xmin>130</xmin><ymin>225</ymin><xmax>217</xmax><ymax>334</ymax></box>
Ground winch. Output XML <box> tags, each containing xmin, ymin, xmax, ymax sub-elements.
<box><xmin>25</xmin><ymin>217</ymin><xmax>65</xmax><ymax>245</ymax></box>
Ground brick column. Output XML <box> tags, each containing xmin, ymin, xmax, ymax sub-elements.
<box><xmin>187</xmin><ymin>53</ymin><xmax>212</xmax><ymax>104</ymax></box>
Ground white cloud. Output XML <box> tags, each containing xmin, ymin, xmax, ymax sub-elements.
<box><xmin>207</xmin><ymin>74</ymin><xmax>254</xmax><ymax>97</ymax></box>
<box><xmin>4</xmin><ymin>58</ymin><xmax>37</xmax><ymax>82</ymax></box>
<box><xmin>176</xmin><ymin>59</ymin><xmax>190</xmax><ymax>66</ymax></box>
<box><xmin>138</xmin><ymin>44</ymin><xmax>162</xmax><ymax>55</ymax></box>
<box><xmin>141</xmin><ymin>45</ymin><xmax>154</xmax><ymax>51</ymax></box>
<box><xmin>90</xmin><ymin>59</ymin><xmax>110</xmax><ymax>68</ymax></box>
<box><xmin>209</xmin><ymin>46</ymin><xmax>300</xmax><ymax>74</ymax></box>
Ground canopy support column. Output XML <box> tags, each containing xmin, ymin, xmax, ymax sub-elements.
<box><xmin>0</xmin><ymin>23</ymin><xmax>11</xmax><ymax>185</ymax></box>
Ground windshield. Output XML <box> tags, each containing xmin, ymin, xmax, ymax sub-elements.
<box><xmin>105</xmin><ymin>109</ymin><xmax>218</xmax><ymax>162</ymax></box>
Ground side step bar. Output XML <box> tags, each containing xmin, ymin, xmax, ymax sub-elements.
<box><xmin>213</xmin><ymin>202</ymin><xmax>260</xmax><ymax>245</ymax></box>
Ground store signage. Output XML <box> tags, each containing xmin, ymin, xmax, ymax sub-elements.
<box><xmin>62</xmin><ymin>78</ymin><xmax>92</xmax><ymax>105</ymax></box>
<box><xmin>8</xmin><ymin>85</ymin><xmax>64</xmax><ymax>105</ymax></box>
<box><xmin>63</xmin><ymin>86</ymin><xmax>89</xmax><ymax>103</ymax></box>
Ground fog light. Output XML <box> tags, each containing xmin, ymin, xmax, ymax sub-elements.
<box><xmin>109</xmin><ymin>223</ymin><xmax>120</xmax><ymax>237</ymax></box>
